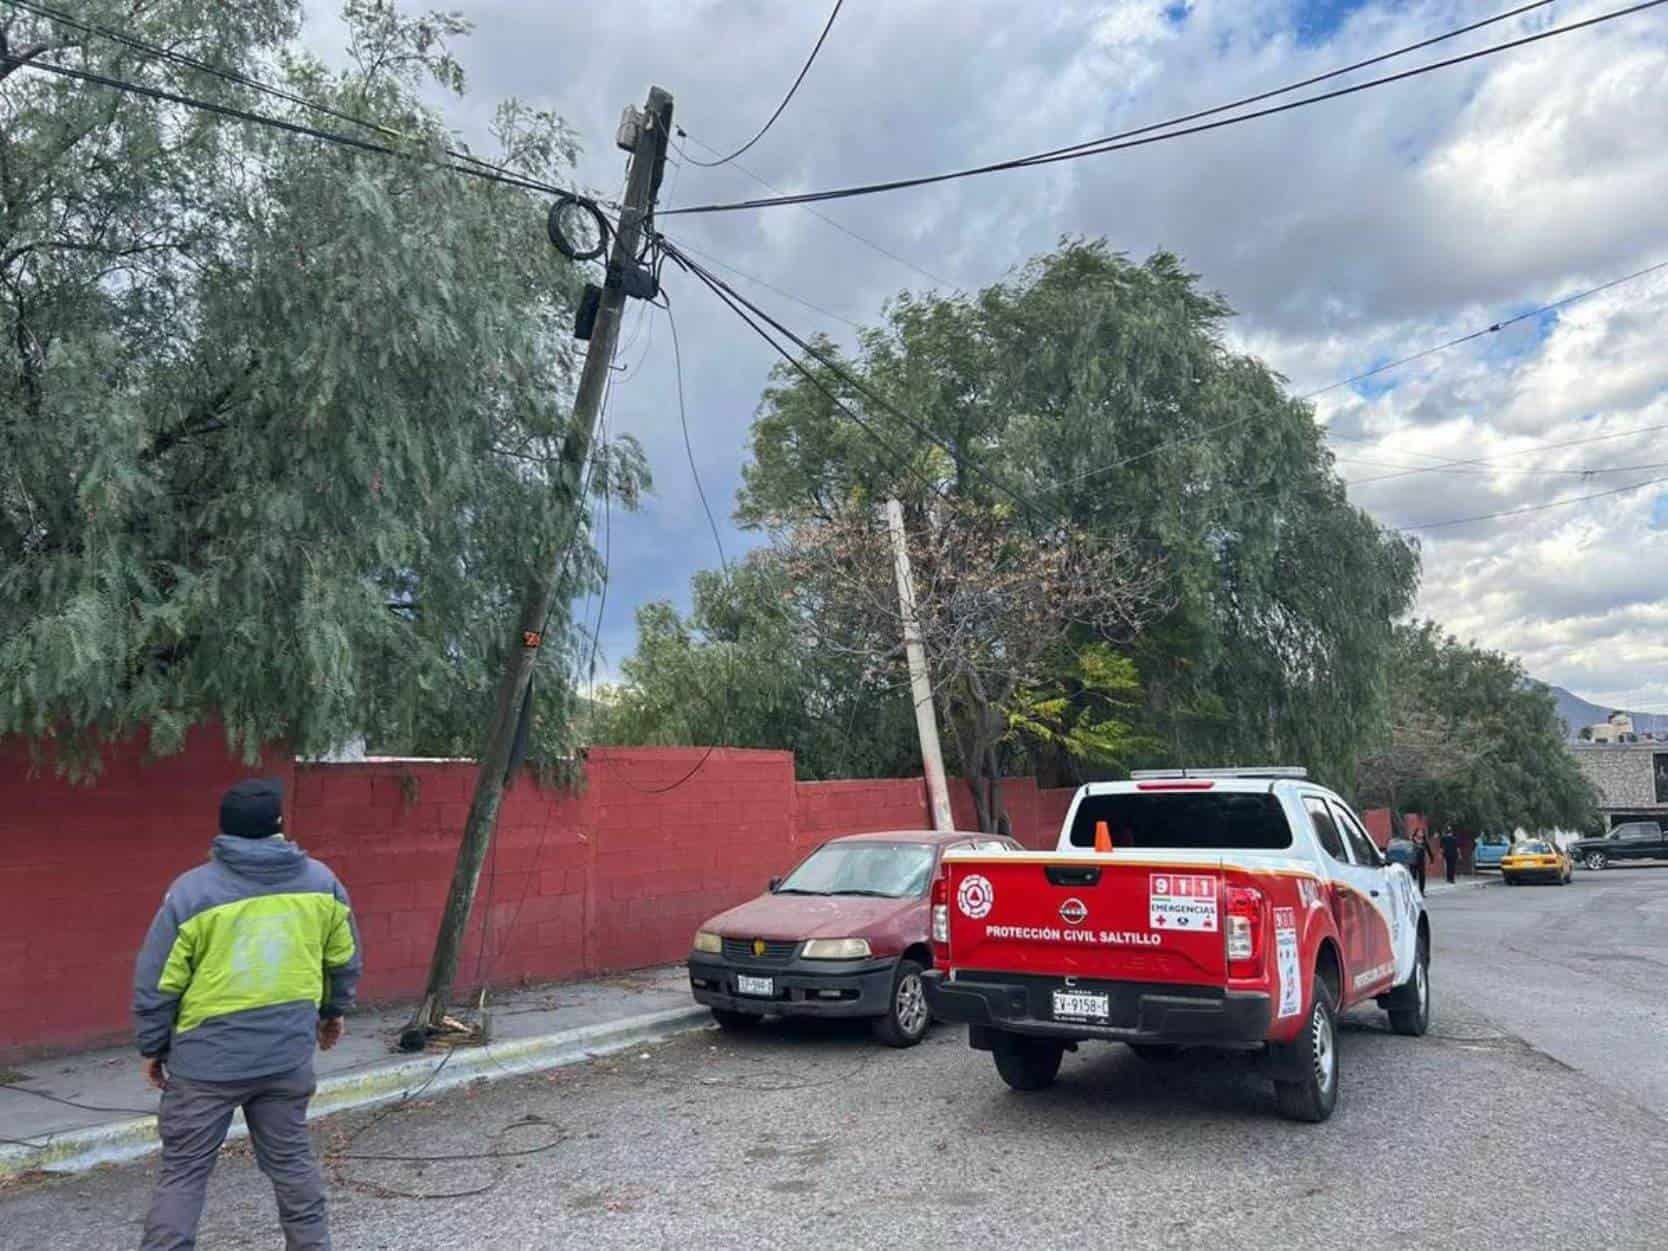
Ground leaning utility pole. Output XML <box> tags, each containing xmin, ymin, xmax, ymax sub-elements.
<box><xmin>412</xmin><ymin>87</ymin><xmax>674</xmax><ymax>1034</ymax></box>
<box><xmin>885</xmin><ymin>497</ymin><xmax>954</xmax><ymax>832</ymax></box>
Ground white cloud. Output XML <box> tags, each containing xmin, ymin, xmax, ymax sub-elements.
<box><xmin>349</xmin><ymin>0</ymin><xmax>1668</xmax><ymax>703</ymax></box>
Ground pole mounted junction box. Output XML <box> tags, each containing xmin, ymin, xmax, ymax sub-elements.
<box><xmin>616</xmin><ymin>106</ymin><xmax>645</xmax><ymax>153</ymax></box>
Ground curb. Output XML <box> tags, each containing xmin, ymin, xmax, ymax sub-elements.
<box><xmin>0</xmin><ymin>1004</ymin><xmax>712</xmax><ymax>1180</ymax></box>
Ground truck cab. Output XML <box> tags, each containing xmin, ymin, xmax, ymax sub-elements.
<box><xmin>922</xmin><ymin>768</ymin><xmax>1430</xmax><ymax>1122</ymax></box>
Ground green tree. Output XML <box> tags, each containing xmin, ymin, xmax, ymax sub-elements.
<box><xmin>1379</xmin><ymin>623</ymin><xmax>1596</xmax><ymax>836</ymax></box>
<box><xmin>0</xmin><ymin>1</ymin><xmax>644</xmax><ymax>768</ymax></box>
<box><xmin>593</xmin><ymin>551</ymin><xmax>921</xmax><ymax>780</ymax></box>
<box><xmin>735</xmin><ymin>240</ymin><xmax>1420</xmax><ymax>789</ymax></box>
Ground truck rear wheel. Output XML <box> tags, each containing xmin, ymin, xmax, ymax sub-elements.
<box><xmin>992</xmin><ymin>1034</ymin><xmax>1065</xmax><ymax>1092</ymax></box>
<box><xmin>1273</xmin><ymin>991</ymin><xmax>1338</xmax><ymax>1123</ymax></box>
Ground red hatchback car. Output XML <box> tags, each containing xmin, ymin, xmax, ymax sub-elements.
<box><xmin>688</xmin><ymin>831</ymin><xmax>1020</xmax><ymax>1046</ymax></box>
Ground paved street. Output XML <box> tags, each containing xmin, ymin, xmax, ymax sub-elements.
<box><xmin>7</xmin><ymin>871</ymin><xmax>1668</xmax><ymax>1250</ymax></box>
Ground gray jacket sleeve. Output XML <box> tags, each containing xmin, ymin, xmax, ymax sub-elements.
<box><xmin>320</xmin><ymin>877</ymin><xmax>363</xmax><ymax>1019</ymax></box>
<box><xmin>132</xmin><ymin>895</ymin><xmax>185</xmax><ymax>1058</ymax></box>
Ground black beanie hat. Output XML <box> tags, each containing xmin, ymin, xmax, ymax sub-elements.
<box><xmin>220</xmin><ymin>777</ymin><xmax>285</xmax><ymax>838</ymax></box>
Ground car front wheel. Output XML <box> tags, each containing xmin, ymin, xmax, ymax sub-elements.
<box><xmin>1387</xmin><ymin>937</ymin><xmax>1431</xmax><ymax>1037</ymax></box>
<box><xmin>872</xmin><ymin>958</ymin><xmax>931</xmax><ymax>1048</ymax></box>
<box><xmin>1585</xmin><ymin>851</ymin><xmax>1607</xmax><ymax>871</ymax></box>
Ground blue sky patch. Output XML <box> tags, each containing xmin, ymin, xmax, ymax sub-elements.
<box><xmin>1162</xmin><ymin>2</ymin><xmax>1191</xmax><ymax>25</ymax></box>
<box><xmin>1293</xmin><ymin>0</ymin><xmax>1375</xmax><ymax>46</ymax></box>
<box><xmin>1651</xmin><ymin>492</ymin><xmax>1668</xmax><ymax>531</ymax></box>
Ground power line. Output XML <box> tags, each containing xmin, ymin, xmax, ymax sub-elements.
<box><xmin>1337</xmin><ymin>453</ymin><xmax>1668</xmax><ymax>482</ymax></box>
<box><xmin>661</xmin><ymin>237</ymin><xmax>1050</xmax><ymax>522</ymax></box>
<box><xmin>1056</xmin><ymin>255</ymin><xmax>1668</xmax><ymax>490</ymax></box>
<box><xmin>1403</xmin><ymin>472</ymin><xmax>1668</xmax><ymax>531</ymax></box>
<box><xmin>665</xmin><ymin>248</ymin><xmax>956</xmax><ymax>509</ymax></box>
<box><xmin>665</xmin><ymin>239</ymin><xmax>863</xmax><ymax>329</ymax></box>
<box><xmin>683</xmin><ymin>0</ymin><xmax>843</xmax><ymax>167</ymax></box>
<box><xmin>675</xmin><ymin>132</ymin><xmax>958</xmax><ymax>289</ymax></box>
<box><xmin>662</xmin><ymin>0</ymin><xmax>1657</xmax><ymax>215</ymax></box>
<box><xmin>0</xmin><ymin>51</ymin><xmax>580</xmax><ymax>200</ymax></box>
<box><xmin>1343</xmin><ymin>422</ymin><xmax>1668</xmax><ymax>488</ymax></box>
<box><xmin>1309</xmin><ymin>258</ymin><xmax>1668</xmax><ymax>400</ymax></box>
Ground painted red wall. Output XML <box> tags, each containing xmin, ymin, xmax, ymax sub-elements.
<box><xmin>0</xmin><ymin>737</ymin><xmax>1078</xmax><ymax>1059</ymax></box>
<box><xmin>0</xmin><ymin>727</ymin><xmax>294</xmax><ymax>1058</ymax></box>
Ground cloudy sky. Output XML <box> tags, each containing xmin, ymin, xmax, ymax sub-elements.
<box><xmin>318</xmin><ymin>0</ymin><xmax>1668</xmax><ymax>715</ymax></box>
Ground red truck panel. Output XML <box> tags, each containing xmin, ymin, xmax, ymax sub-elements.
<box><xmin>943</xmin><ymin>854</ymin><xmax>1230</xmax><ymax>987</ymax></box>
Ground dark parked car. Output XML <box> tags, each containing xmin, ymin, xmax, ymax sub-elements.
<box><xmin>687</xmin><ymin>830</ymin><xmax>1020</xmax><ymax>1047</ymax></box>
<box><xmin>1570</xmin><ymin>822</ymin><xmax>1668</xmax><ymax>870</ymax></box>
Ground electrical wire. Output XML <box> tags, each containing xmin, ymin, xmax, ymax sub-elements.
<box><xmin>0</xmin><ymin>1081</ymin><xmax>153</xmax><ymax>1117</ymax></box>
<box><xmin>1309</xmin><ymin>258</ymin><xmax>1668</xmax><ymax>400</ymax></box>
<box><xmin>1337</xmin><ymin>453</ymin><xmax>1668</xmax><ymax>482</ymax></box>
<box><xmin>2</xmin><ymin>0</ymin><xmax>569</xmax><ymax>193</ymax></box>
<box><xmin>661</xmin><ymin>237</ymin><xmax>1049</xmax><ymax>522</ymax></box>
<box><xmin>1056</xmin><ymin>257</ymin><xmax>1668</xmax><ymax>490</ymax></box>
<box><xmin>0</xmin><ymin>51</ymin><xmax>583</xmax><ymax>200</ymax></box>
<box><xmin>683</xmin><ymin>0</ymin><xmax>843</xmax><ymax>167</ymax></box>
<box><xmin>675</xmin><ymin>132</ymin><xmax>958</xmax><ymax>289</ymax></box>
<box><xmin>666</xmin><ymin>239</ymin><xmax>863</xmax><ymax>329</ymax></box>
<box><xmin>664</xmin><ymin>247</ymin><xmax>957</xmax><ymax>509</ymax></box>
<box><xmin>663</xmin><ymin>0</ymin><xmax>1657</xmax><ymax>215</ymax></box>
<box><xmin>1343</xmin><ymin>421</ymin><xmax>1668</xmax><ymax>488</ymax></box>
<box><xmin>1402</xmin><ymin>471</ymin><xmax>1668</xmax><ymax>531</ymax></box>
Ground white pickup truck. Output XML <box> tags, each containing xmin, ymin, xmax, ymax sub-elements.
<box><xmin>923</xmin><ymin>768</ymin><xmax>1431</xmax><ymax>1121</ymax></box>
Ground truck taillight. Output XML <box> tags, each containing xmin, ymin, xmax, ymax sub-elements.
<box><xmin>931</xmin><ymin>872</ymin><xmax>950</xmax><ymax>952</ymax></box>
<box><xmin>1226</xmin><ymin>884</ymin><xmax>1265</xmax><ymax>975</ymax></box>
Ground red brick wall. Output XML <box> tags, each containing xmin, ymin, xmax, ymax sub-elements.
<box><xmin>1</xmin><ymin>734</ymin><xmax>1082</xmax><ymax>1058</ymax></box>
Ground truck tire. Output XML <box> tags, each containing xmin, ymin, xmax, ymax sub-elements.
<box><xmin>872</xmin><ymin>959</ymin><xmax>931</xmax><ymax>1048</ymax></box>
<box><xmin>1387</xmin><ymin>936</ymin><xmax>1431</xmax><ymax>1037</ymax></box>
<box><xmin>1585</xmin><ymin>851</ymin><xmax>1607</xmax><ymax>871</ymax></box>
<box><xmin>992</xmin><ymin>1034</ymin><xmax>1065</xmax><ymax>1092</ymax></box>
<box><xmin>1273</xmin><ymin>991</ymin><xmax>1339</xmax><ymax>1123</ymax></box>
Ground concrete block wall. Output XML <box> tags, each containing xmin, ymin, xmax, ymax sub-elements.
<box><xmin>1</xmin><ymin>732</ymin><xmax>1077</xmax><ymax>1058</ymax></box>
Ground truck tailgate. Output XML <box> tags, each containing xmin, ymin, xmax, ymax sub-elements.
<box><xmin>942</xmin><ymin>853</ymin><xmax>1227</xmax><ymax>986</ymax></box>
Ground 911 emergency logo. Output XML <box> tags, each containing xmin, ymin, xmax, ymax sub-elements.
<box><xmin>957</xmin><ymin>874</ymin><xmax>994</xmax><ymax>919</ymax></box>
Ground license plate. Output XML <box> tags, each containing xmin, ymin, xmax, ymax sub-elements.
<box><xmin>1052</xmin><ymin>989</ymin><xmax>1110</xmax><ymax>1022</ymax></box>
<box><xmin>736</xmin><ymin>975</ymin><xmax>775</xmax><ymax>998</ymax></box>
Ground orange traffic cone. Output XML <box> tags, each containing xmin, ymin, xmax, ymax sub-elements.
<box><xmin>1094</xmin><ymin>820</ymin><xmax>1113</xmax><ymax>853</ymax></box>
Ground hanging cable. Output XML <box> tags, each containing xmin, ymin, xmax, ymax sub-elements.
<box><xmin>0</xmin><ymin>51</ymin><xmax>589</xmax><ymax>201</ymax></box>
<box><xmin>0</xmin><ymin>0</ymin><xmax>559</xmax><ymax>188</ymax></box>
<box><xmin>1404</xmin><ymin>471</ymin><xmax>1668</xmax><ymax>531</ymax></box>
<box><xmin>683</xmin><ymin>0</ymin><xmax>843</xmax><ymax>167</ymax></box>
<box><xmin>662</xmin><ymin>1</ymin><xmax>1660</xmax><ymax>215</ymax></box>
<box><xmin>660</xmin><ymin>237</ymin><xmax>1049</xmax><ymax>521</ymax></box>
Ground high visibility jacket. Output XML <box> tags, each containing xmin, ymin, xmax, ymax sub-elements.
<box><xmin>133</xmin><ymin>835</ymin><xmax>362</xmax><ymax>1081</ymax></box>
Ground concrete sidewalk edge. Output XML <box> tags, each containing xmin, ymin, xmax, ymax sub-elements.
<box><xmin>1</xmin><ymin>1004</ymin><xmax>712</xmax><ymax>1180</ymax></box>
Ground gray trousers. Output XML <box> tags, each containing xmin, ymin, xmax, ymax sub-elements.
<box><xmin>141</xmin><ymin>1062</ymin><xmax>329</xmax><ymax>1251</ymax></box>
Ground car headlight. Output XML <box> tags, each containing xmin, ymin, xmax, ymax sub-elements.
<box><xmin>692</xmin><ymin>930</ymin><xmax>722</xmax><ymax>954</ymax></box>
<box><xmin>801</xmin><ymin>938</ymin><xmax>872</xmax><ymax>960</ymax></box>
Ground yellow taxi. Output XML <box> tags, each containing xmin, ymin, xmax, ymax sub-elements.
<box><xmin>1501</xmin><ymin>838</ymin><xmax>1572</xmax><ymax>886</ymax></box>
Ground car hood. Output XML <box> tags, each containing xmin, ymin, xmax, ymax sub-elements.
<box><xmin>704</xmin><ymin>892</ymin><xmax>920</xmax><ymax>941</ymax></box>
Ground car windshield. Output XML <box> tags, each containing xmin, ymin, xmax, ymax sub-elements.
<box><xmin>1068</xmin><ymin>792</ymin><xmax>1291</xmax><ymax>850</ymax></box>
<box><xmin>1480</xmin><ymin>833</ymin><xmax>1510</xmax><ymax>845</ymax></box>
<box><xmin>1514</xmin><ymin>841</ymin><xmax>1553</xmax><ymax>854</ymax></box>
<box><xmin>776</xmin><ymin>842</ymin><xmax>937</xmax><ymax>898</ymax></box>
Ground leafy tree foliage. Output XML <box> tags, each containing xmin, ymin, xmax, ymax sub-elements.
<box><xmin>0</xmin><ymin>1</ymin><xmax>643</xmax><ymax>767</ymax></box>
<box><xmin>1374</xmin><ymin>623</ymin><xmax>1596</xmax><ymax>835</ymax></box>
<box><xmin>730</xmin><ymin>241</ymin><xmax>1420</xmax><ymax>789</ymax></box>
<box><xmin>592</xmin><ymin>552</ymin><xmax>921</xmax><ymax>780</ymax></box>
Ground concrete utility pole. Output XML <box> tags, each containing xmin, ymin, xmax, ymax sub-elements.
<box><xmin>886</xmin><ymin>497</ymin><xmax>954</xmax><ymax>832</ymax></box>
<box><xmin>412</xmin><ymin>87</ymin><xmax>674</xmax><ymax>1034</ymax></box>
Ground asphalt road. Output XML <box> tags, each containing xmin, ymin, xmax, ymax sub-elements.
<box><xmin>7</xmin><ymin>870</ymin><xmax>1668</xmax><ymax>1250</ymax></box>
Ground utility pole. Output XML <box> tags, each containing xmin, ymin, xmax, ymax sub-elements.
<box><xmin>411</xmin><ymin>87</ymin><xmax>674</xmax><ymax>1034</ymax></box>
<box><xmin>886</xmin><ymin>497</ymin><xmax>954</xmax><ymax>832</ymax></box>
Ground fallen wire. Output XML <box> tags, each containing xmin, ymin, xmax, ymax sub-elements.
<box><xmin>0</xmin><ymin>1081</ymin><xmax>153</xmax><ymax>1117</ymax></box>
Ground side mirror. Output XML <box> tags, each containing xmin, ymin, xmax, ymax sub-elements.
<box><xmin>768</xmin><ymin>877</ymin><xmax>782</xmax><ymax>893</ymax></box>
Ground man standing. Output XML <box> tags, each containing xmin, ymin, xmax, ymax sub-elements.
<box><xmin>1440</xmin><ymin>827</ymin><xmax>1460</xmax><ymax>886</ymax></box>
<box><xmin>134</xmin><ymin>778</ymin><xmax>361</xmax><ymax>1250</ymax></box>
